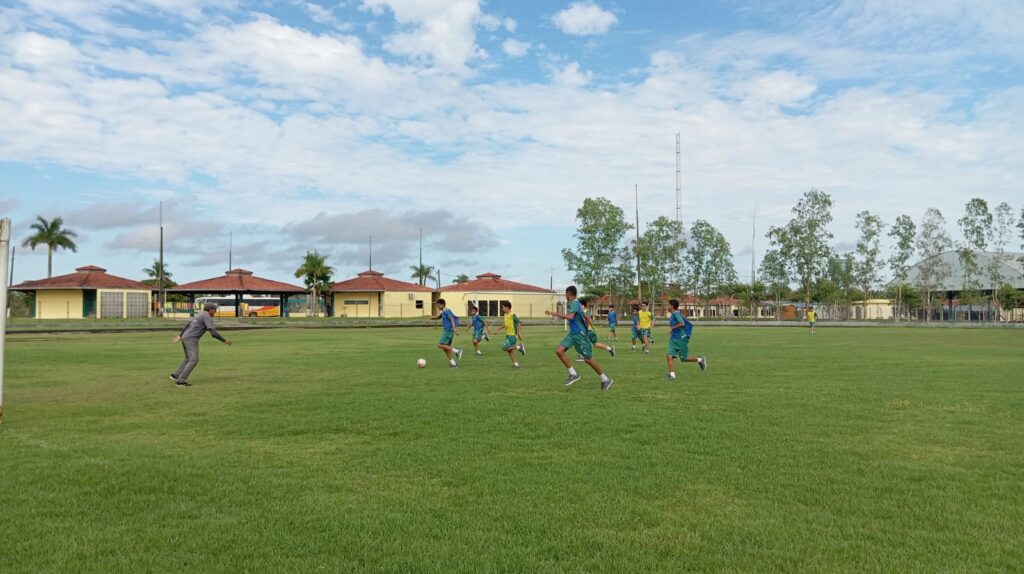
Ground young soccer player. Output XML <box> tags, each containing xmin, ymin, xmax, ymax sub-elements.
<box><xmin>580</xmin><ymin>299</ymin><xmax>615</xmax><ymax>357</ymax></box>
<box><xmin>430</xmin><ymin>299</ymin><xmax>463</xmax><ymax>367</ymax></box>
<box><xmin>469</xmin><ymin>305</ymin><xmax>490</xmax><ymax>355</ymax></box>
<box><xmin>807</xmin><ymin>305</ymin><xmax>817</xmax><ymax>334</ymax></box>
<box><xmin>495</xmin><ymin>301</ymin><xmax>525</xmax><ymax>368</ymax></box>
<box><xmin>545</xmin><ymin>286</ymin><xmax>614</xmax><ymax>390</ymax></box>
<box><xmin>607</xmin><ymin>304</ymin><xmax>618</xmax><ymax>341</ymax></box>
<box><xmin>665</xmin><ymin>299</ymin><xmax>706</xmax><ymax>380</ymax></box>
<box><xmin>631</xmin><ymin>310</ymin><xmax>640</xmax><ymax>351</ymax></box>
<box><xmin>637</xmin><ymin>301</ymin><xmax>654</xmax><ymax>354</ymax></box>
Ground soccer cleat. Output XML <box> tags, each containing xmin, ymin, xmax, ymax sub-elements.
<box><xmin>601</xmin><ymin>378</ymin><xmax>614</xmax><ymax>391</ymax></box>
<box><xmin>513</xmin><ymin>362</ymin><xmax>520</xmax><ymax>369</ymax></box>
<box><xmin>698</xmin><ymin>355</ymin><xmax>707</xmax><ymax>371</ymax></box>
<box><xmin>644</xmin><ymin>349</ymin><xmax>650</xmax><ymax>355</ymax></box>
<box><xmin>475</xmin><ymin>350</ymin><xmax>483</xmax><ymax>356</ymax></box>
<box><xmin>631</xmin><ymin>346</ymin><xmax>636</xmax><ymax>352</ymax></box>
<box><xmin>608</xmin><ymin>345</ymin><xmax>616</xmax><ymax>357</ymax></box>
<box><xmin>175</xmin><ymin>380</ymin><xmax>192</xmax><ymax>387</ymax></box>
<box><xmin>449</xmin><ymin>362</ymin><xmax>458</xmax><ymax>368</ymax></box>
<box><xmin>454</xmin><ymin>348</ymin><xmax>463</xmax><ymax>361</ymax></box>
<box><xmin>665</xmin><ymin>373</ymin><xmax>676</xmax><ymax>381</ymax></box>
<box><xmin>169</xmin><ymin>374</ymin><xmax>179</xmax><ymax>382</ymax></box>
<box><xmin>565</xmin><ymin>373</ymin><xmax>581</xmax><ymax>386</ymax></box>
<box><xmin>483</xmin><ymin>333</ymin><xmax>490</xmax><ymax>341</ymax></box>
<box><xmin>518</xmin><ymin>343</ymin><xmax>526</xmax><ymax>356</ymax></box>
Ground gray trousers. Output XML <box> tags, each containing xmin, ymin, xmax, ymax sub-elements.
<box><xmin>173</xmin><ymin>338</ymin><xmax>201</xmax><ymax>382</ymax></box>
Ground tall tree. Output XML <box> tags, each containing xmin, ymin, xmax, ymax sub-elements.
<box><xmin>987</xmin><ymin>202</ymin><xmax>1015</xmax><ymax>321</ymax></box>
<box><xmin>956</xmin><ymin>198</ymin><xmax>991</xmax><ymax>306</ymax></box>
<box><xmin>853</xmin><ymin>211</ymin><xmax>885</xmax><ymax>301</ymax></box>
<box><xmin>915</xmin><ymin>208</ymin><xmax>953</xmax><ymax>322</ymax></box>
<box><xmin>888</xmin><ymin>214</ymin><xmax>916</xmax><ymax>320</ymax></box>
<box><xmin>758</xmin><ymin>248</ymin><xmax>789</xmax><ymax>320</ymax></box>
<box><xmin>683</xmin><ymin>219</ymin><xmax>737</xmax><ymax>316</ymax></box>
<box><xmin>454</xmin><ymin>273</ymin><xmax>470</xmax><ymax>284</ymax></box>
<box><xmin>561</xmin><ymin>197</ymin><xmax>632</xmax><ymax>296</ymax></box>
<box><xmin>21</xmin><ymin>215</ymin><xmax>79</xmax><ymax>278</ymax></box>
<box><xmin>409</xmin><ymin>263</ymin><xmax>435</xmax><ymax>287</ymax></box>
<box><xmin>295</xmin><ymin>251</ymin><xmax>334</xmax><ymax>317</ymax></box>
<box><xmin>634</xmin><ymin>216</ymin><xmax>686</xmax><ymax>305</ymax></box>
<box><xmin>1019</xmin><ymin>207</ymin><xmax>1024</xmax><ymax>263</ymax></box>
<box><xmin>765</xmin><ymin>189</ymin><xmax>834</xmax><ymax>308</ymax></box>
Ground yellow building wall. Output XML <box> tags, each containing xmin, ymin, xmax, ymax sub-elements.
<box><xmin>35</xmin><ymin>290</ymin><xmax>84</xmax><ymax>320</ymax></box>
<box><xmin>437</xmin><ymin>291</ymin><xmax>562</xmax><ymax>318</ymax></box>
<box><xmin>333</xmin><ymin>291</ymin><xmax>433</xmax><ymax>318</ymax></box>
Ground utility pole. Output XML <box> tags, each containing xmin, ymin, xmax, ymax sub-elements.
<box><xmin>369</xmin><ymin>235</ymin><xmax>373</xmax><ymax>270</ymax></box>
<box><xmin>634</xmin><ymin>184</ymin><xmax>642</xmax><ymax>305</ymax></box>
<box><xmin>158</xmin><ymin>202</ymin><xmax>164</xmax><ymax>317</ymax></box>
<box><xmin>228</xmin><ymin>231</ymin><xmax>233</xmax><ymax>270</ymax></box>
<box><xmin>675</xmin><ymin>132</ymin><xmax>682</xmax><ymax>231</ymax></box>
<box><xmin>0</xmin><ymin>218</ymin><xmax>11</xmax><ymax>423</ymax></box>
<box><xmin>750</xmin><ymin>208</ymin><xmax>756</xmax><ymax>319</ymax></box>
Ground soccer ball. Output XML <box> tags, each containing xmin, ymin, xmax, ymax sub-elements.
<box><xmin>416</xmin><ymin>358</ymin><xmax>427</xmax><ymax>368</ymax></box>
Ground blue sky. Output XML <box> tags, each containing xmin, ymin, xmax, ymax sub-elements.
<box><xmin>1</xmin><ymin>0</ymin><xmax>1022</xmax><ymax>287</ymax></box>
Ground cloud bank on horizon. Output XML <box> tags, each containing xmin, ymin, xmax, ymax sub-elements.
<box><xmin>0</xmin><ymin>0</ymin><xmax>1021</xmax><ymax>286</ymax></box>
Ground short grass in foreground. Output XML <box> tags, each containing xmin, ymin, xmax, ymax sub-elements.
<box><xmin>1</xmin><ymin>326</ymin><xmax>1022</xmax><ymax>572</ymax></box>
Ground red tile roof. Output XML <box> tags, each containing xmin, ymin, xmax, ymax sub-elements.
<box><xmin>332</xmin><ymin>270</ymin><xmax>434</xmax><ymax>293</ymax></box>
<box><xmin>11</xmin><ymin>265</ymin><xmax>154</xmax><ymax>291</ymax></box>
<box><xmin>440</xmin><ymin>272</ymin><xmax>553</xmax><ymax>293</ymax></box>
<box><xmin>168</xmin><ymin>269</ymin><xmax>306</xmax><ymax>294</ymax></box>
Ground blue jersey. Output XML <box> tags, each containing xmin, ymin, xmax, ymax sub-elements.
<box><xmin>669</xmin><ymin>310</ymin><xmax>693</xmax><ymax>340</ymax></box>
<box><xmin>440</xmin><ymin>308</ymin><xmax>457</xmax><ymax>331</ymax></box>
<box><xmin>607</xmin><ymin>310</ymin><xmax>617</xmax><ymax>326</ymax></box>
<box><xmin>472</xmin><ymin>314</ymin><xmax>485</xmax><ymax>330</ymax></box>
<box><xmin>567</xmin><ymin>300</ymin><xmax>587</xmax><ymax>335</ymax></box>
<box><xmin>632</xmin><ymin>314</ymin><xmax>639</xmax><ymax>327</ymax></box>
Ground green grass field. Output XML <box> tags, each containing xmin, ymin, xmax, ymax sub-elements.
<box><xmin>2</xmin><ymin>326</ymin><xmax>1022</xmax><ymax>572</ymax></box>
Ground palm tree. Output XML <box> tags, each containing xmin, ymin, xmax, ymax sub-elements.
<box><xmin>454</xmin><ymin>273</ymin><xmax>470</xmax><ymax>283</ymax></box>
<box><xmin>295</xmin><ymin>251</ymin><xmax>334</xmax><ymax>317</ymax></box>
<box><xmin>21</xmin><ymin>216</ymin><xmax>78</xmax><ymax>278</ymax></box>
<box><xmin>142</xmin><ymin>259</ymin><xmax>174</xmax><ymax>289</ymax></box>
<box><xmin>409</xmin><ymin>263</ymin><xmax>435</xmax><ymax>287</ymax></box>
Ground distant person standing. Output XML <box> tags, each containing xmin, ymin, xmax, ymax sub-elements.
<box><xmin>171</xmin><ymin>302</ymin><xmax>232</xmax><ymax>387</ymax></box>
<box><xmin>606</xmin><ymin>304</ymin><xmax>618</xmax><ymax>341</ymax></box>
<box><xmin>637</xmin><ymin>301</ymin><xmax>654</xmax><ymax>354</ymax></box>
<box><xmin>807</xmin><ymin>306</ymin><xmax>817</xmax><ymax>334</ymax></box>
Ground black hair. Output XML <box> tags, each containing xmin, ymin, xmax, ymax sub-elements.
<box><xmin>437</xmin><ymin>298</ymin><xmax>446</xmax><ymax>306</ymax></box>
<box><xmin>501</xmin><ymin>301</ymin><xmax>511</xmax><ymax>310</ymax></box>
<box><xmin>566</xmin><ymin>285</ymin><xmax>577</xmax><ymax>296</ymax></box>
<box><xmin>669</xmin><ymin>299</ymin><xmax>680</xmax><ymax>310</ymax></box>
<box><xmin>469</xmin><ymin>305</ymin><xmax>478</xmax><ymax>312</ymax></box>
<box><xmin>609</xmin><ymin>304</ymin><xmax>615</xmax><ymax>308</ymax></box>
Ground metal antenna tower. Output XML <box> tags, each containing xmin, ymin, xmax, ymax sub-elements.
<box><xmin>675</xmin><ymin>133</ymin><xmax>682</xmax><ymax>231</ymax></box>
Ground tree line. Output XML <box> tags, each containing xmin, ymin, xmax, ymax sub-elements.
<box><xmin>562</xmin><ymin>190</ymin><xmax>1024</xmax><ymax>320</ymax></box>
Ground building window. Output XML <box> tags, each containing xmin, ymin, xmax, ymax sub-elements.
<box><xmin>344</xmin><ymin>300</ymin><xmax>370</xmax><ymax>305</ymax></box>
<box><xmin>126</xmin><ymin>292</ymin><xmax>149</xmax><ymax>318</ymax></box>
<box><xmin>415</xmin><ymin>300</ymin><xmax>424</xmax><ymax>309</ymax></box>
<box><xmin>100</xmin><ymin>291</ymin><xmax>124</xmax><ymax>318</ymax></box>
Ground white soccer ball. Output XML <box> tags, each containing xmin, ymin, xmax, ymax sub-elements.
<box><xmin>416</xmin><ymin>358</ymin><xmax>427</xmax><ymax>368</ymax></box>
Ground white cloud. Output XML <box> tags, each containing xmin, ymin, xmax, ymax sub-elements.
<box><xmin>550</xmin><ymin>61</ymin><xmax>590</xmax><ymax>87</ymax></box>
<box><xmin>502</xmin><ymin>17</ymin><xmax>517</xmax><ymax>32</ymax></box>
<box><xmin>552</xmin><ymin>2</ymin><xmax>618</xmax><ymax>36</ymax></box>
<box><xmin>361</xmin><ymin>0</ymin><xmax>483</xmax><ymax>71</ymax></box>
<box><xmin>502</xmin><ymin>38</ymin><xmax>530</xmax><ymax>58</ymax></box>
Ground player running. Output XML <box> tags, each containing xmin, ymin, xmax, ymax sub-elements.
<box><xmin>580</xmin><ymin>299</ymin><xmax>615</xmax><ymax>358</ymax></box>
<box><xmin>430</xmin><ymin>298</ymin><xmax>463</xmax><ymax>368</ymax></box>
<box><xmin>807</xmin><ymin>305</ymin><xmax>817</xmax><ymax>334</ymax></box>
<box><xmin>469</xmin><ymin>305</ymin><xmax>490</xmax><ymax>355</ymax></box>
<box><xmin>545</xmin><ymin>286</ymin><xmax>614</xmax><ymax>390</ymax></box>
<box><xmin>637</xmin><ymin>301</ymin><xmax>654</xmax><ymax>354</ymax></box>
<box><xmin>495</xmin><ymin>301</ymin><xmax>525</xmax><ymax>368</ymax></box>
<box><xmin>631</xmin><ymin>310</ymin><xmax>640</xmax><ymax>352</ymax></box>
<box><xmin>665</xmin><ymin>299</ymin><xmax>706</xmax><ymax>380</ymax></box>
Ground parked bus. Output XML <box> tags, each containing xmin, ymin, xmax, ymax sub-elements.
<box><xmin>195</xmin><ymin>297</ymin><xmax>282</xmax><ymax>317</ymax></box>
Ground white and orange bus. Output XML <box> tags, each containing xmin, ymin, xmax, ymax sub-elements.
<box><xmin>195</xmin><ymin>297</ymin><xmax>282</xmax><ymax>317</ymax></box>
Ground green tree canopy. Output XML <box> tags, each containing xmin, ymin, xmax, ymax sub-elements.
<box><xmin>21</xmin><ymin>215</ymin><xmax>78</xmax><ymax>278</ymax></box>
<box><xmin>561</xmin><ymin>197</ymin><xmax>632</xmax><ymax>296</ymax></box>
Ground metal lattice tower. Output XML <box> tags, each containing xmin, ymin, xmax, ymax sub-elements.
<box><xmin>675</xmin><ymin>133</ymin><xmax>682</xmax><ymax>231</ymax></box>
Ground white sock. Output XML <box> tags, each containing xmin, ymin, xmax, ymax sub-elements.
<box><xmin>568</xmin><ymin>367</ymin><xmax>578</xmax><ymax>376</ymax></box>
<box><xmin>599</xmin><ymin>373</ymin><xmax>610</xmax><ymax>383</ymax></box>
<box><xmin>450</xmin><ymin>359</ymin><xmax>456</xmax><ymax>366</ymax></box>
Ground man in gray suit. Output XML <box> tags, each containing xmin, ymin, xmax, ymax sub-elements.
<box><xmin>171</xmin><ymin>302</ymin><xmax>232</xmax><ymax>387</ymax></box>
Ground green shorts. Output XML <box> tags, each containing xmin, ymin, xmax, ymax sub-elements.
<box><xmin>809</xmin><ymin>322</ymin><xmax>816</xmax><ymax>328</ymax></box>
<box><xmin>609</xmin><ymin>325</ymin><xmax>617</xmax><ymax>332</ymax></box>
<box><xmin>667</xmin><ymin>336</ymin><xmax>689</xmax><ymax>359</ymax></box>
<box><xmin>439</xmin><ymin>330</ymin><xmax>454</xmax><ymax>346</ymax></box>
<box><xmin>631</xmin><ymin>327</ymin><xmax>639</xmax><ymax>339</ymax></box>
<box><xmin>638</xmin><ymin>328</ymin><xmax>652</xmax><ymax>340</ymax></box>
<box><xmin>560</xmin><ymin>332</ymin><xmax>593</xmax><ymax>360</ymax></box>
<box><xmin>587</xmin><ymin>331</ymin><xmax>598</xmax><ymax>344</ymax></box>
<box><xmin>502</xmin><ymin>335</ymin><xmax>518</xmax><ymax>351</ymax></box>
<box><xmin>473</xmin><ymin>328</ymin><xmax>485</xmax><ymax>341</ymax></box>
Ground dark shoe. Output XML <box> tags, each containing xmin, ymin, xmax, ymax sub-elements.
<box><xmin>601</xmin><ymin>378</ymin><xmax>614</xmax><ymax>391</ymax></box>
<box><xmin>565</xmin><ymin>373</ymin><xmax>581</xmax><ymax>386</ymax></box>
<box><xmin>175</xmin><ymin>380</ymin><xmax>192</xmax><ymax>387</ymax></box>
<box><xmin>169</xmin><ymin>374</ymin><xmax>179</xmax><ymax>382</ymax></box>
